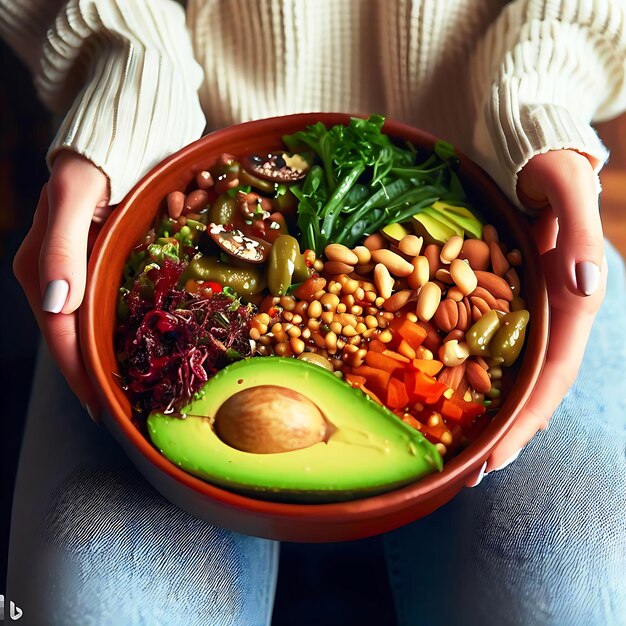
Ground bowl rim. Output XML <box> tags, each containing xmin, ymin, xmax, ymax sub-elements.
<box><xmin>81</xmin><ymin>112</ymin><xmax>549</xmax><ymax>521</ymax></box>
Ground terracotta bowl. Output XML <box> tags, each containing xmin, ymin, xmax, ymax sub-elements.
<box><xmin>81</xmin><ymin>113</ymin><xmax>549</xmax><ymax>542</ymax></box>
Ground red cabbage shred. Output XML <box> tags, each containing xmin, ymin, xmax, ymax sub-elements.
<box><xmin>117</xmin><ymin>259</ymin><xmax>253</xmax><ymax>414</ymax></box>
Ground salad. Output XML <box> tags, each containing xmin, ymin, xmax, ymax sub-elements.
<box><xmin>116</xmin><ymin>115</ymin><xmax>530</xmax><ymax>502</ymax></box>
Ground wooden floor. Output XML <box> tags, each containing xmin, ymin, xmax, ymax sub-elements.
<box><xmin>597</xmin><ymin>116</ymin><xmax>626</xmax><ymax>258</ymax></box>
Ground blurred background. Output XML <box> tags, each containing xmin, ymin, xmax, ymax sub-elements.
<box><xmin>1</xmin><ymin>38</ymin><xmax>624</xmax><ymax>626</ymax></box>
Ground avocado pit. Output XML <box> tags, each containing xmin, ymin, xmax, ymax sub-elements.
<box><xmin>214</xmin><ymin>385</ymin><xmax>328</xmax><ymax>453</ymax></box>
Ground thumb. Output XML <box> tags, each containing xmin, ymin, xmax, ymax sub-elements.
<box><xmin>40</xmin><ymin>151</ymin><xmax>109</xmax><ymax>314</ymax></box>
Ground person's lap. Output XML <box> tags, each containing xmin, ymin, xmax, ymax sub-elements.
<box><xmin>7</xmin><ymin>243</ymin><xmax>626</xmax><ymax>626</ymax></box>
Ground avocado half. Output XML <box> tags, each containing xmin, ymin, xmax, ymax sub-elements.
<box><xmin>147</xmin><ymin>357</ymin><xmax>443</xmax><ymax>503</ymax></box>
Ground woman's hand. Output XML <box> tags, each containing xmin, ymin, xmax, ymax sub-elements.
<box><xmin>467</xmin><ymin>149</ymin><xmax>607</xmax><ymax>486</ymax></box>
<box><xmin>13</xmin><ymin>150</ymin><xmax>110</xmax><ymax>420</ymax></box>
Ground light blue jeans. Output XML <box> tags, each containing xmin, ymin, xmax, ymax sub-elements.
<box><xmin>7</xmin><ymin>243</ymin><xmax>626</xmax><ymax>626</ymax></box>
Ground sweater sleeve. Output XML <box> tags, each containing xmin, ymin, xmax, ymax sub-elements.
<box><xmin>0</xmin><ymin>0</ymin><xmax>206</xmax><ymax>204</ymax></box>
<box><xmin>469</xmin><ymin>0</ymin><xmax>626</xmax><ymax>211</ymax></box>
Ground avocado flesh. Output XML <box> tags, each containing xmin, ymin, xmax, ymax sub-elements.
<box><xmin>381</xmin><ymin>222</ymin><xmax>409</xmax><ymax>244</ymax></box>
<box><xmin>431</xmin><ymin>201</ymin><xmax>483</xmax><ymax>239</ymax></box>
<box><xmin>411</xmin><ymin>212</ymin><xmax>457</xmax><ymax>245</ymax></box>
<box><xmin>147</xmin><ymin>357</ymin><xmax>442</xmax><ymax>503</ymax></box>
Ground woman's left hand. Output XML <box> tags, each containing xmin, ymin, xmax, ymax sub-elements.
<box><xmin>466</xmin><ymin>149</ymin><xmax>607</xmax><ymax>486</ymax></box>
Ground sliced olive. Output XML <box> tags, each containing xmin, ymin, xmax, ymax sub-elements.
<box><xmin>242</xmin><ymin>152</ymin><xmax>310</xmax><ymax>182</ymax></box>
<box><xmin>207</xmin><ymin>223</ymin><xmax>270</xmax><ymax>264</ymax></box>
<box><xmin>181</xmin><ymin>255</ymin><xmax>266</xmax><ymax>296</ymax></box>
<box><xmin>208</xmin><ymin>193</ymin><xmax>237</xmax><ymax>225</ymax></box>
<box><xmin>489</xmin><ymin>310</ymin><xmax>530</xmax><ymax>367</ymax></box>
<box><xmin>238</xmin><ymin>168</ymin><xmax>276</xmax><ymax>194</ymax></box>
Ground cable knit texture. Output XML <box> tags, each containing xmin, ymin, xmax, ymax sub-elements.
<box><xmin>1</xmin><ymin>0</ymin><xmax>625</xmax><ymax>207</ymax></box>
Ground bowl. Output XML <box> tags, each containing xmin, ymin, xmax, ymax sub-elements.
<box><xmin>81</xmin><ymin>113</ymin><xmax>549</xmax><ymax>542</ymax></box>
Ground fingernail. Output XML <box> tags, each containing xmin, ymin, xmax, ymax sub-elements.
<box><xmin>86</xmin><ymin>404</ymin><xmax>100</xmax><ymax>424</ymax></box>
<box><xmin>469</xmin><ymin>461</ymin><xmax>487</xmax><ymax>488</ymax></box>
<box><xmin>42</xmin><ymin>279</ymin><xmax>69</xmax><ymax>313</ymax></box>
<box><xmin>575</xmin><ymin>262</ymin><xmax>600</xmax><ymax>296</ymax></box>
<box><xmin>491</xmin><ymin>448</ymin><xmax>523</xmax><ymax>473</ymax></box>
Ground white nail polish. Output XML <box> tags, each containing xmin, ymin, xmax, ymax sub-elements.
<box><xmin>492</xmin><ymin>448</ymin><xmax>523</xmax><ymax>473</ymax></box>
<box><xmin>42</xmin><ymin>279</ymin><xmax>70</xmax><ymax>313</ymax></box>
<box><xmin>575</xmin><ymin>262</ymin><xmax>600</xmax><ymax>296</ymax></box>
<box><xmin>469</xmin><ymin>461</ymin><xmax>487</xmax><ymax>488</ymax></box>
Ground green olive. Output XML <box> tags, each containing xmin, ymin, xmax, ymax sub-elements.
<box><xmin>466</xmin><ymin>310</ymin><xmax>501</xmax><ymax>356</ymax></box>
<box><xmin>181</xmin><ymin>255</ymin><xmax>266</xmax><ymax>296</ymax></box>
<box><xmin>208</xmin><ymin>193</ymin><xmax>237</xmax><ymax>225</ymax></box>
<box><xmin>238</xmin><ymin>168</ymin><xmax>276</xmax><ymax>194</ymax></box>
<box><xmin>274</xmin><ymin>187</ymin><xmax>298</xmax><ymax>213</ymax></box>
<box><xmin>489</xmin><ymin>310</ymin><xmax>530</xmax><ymax>367</ymax></box>
<box><xmin>268</xmin><ymin>235</ymin><xmax>300</xmax><ymax>296</ymax></box>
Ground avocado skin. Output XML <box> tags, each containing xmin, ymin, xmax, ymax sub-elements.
<box><xmin>147</xmin><ymin>357</ymin><xmax>443</xmax><ymax>503</ymax></box>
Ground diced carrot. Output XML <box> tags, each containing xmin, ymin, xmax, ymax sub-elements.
<box><xmin>412</xmin><ymin>358</ymin><xmax>444</xmax><ymax>377</ymax></box>
<box><xmin>351</xmin><ymin>365</ymin><xmax>391</xmax><ymax>398</ymax></box>
<box><xmin>364</xmin><ymin>351</ymin><xmax>405</xmax><ymax>374</ymax></box>
<box><xmin>367</xmin><ymin>339</ymin><xmax>387</xmax><ymax>353</ymax></box>
<box><xmin>416</xmin><ymin>320</ymin><xmax>442</xmax><ymax>353</ymax></box>
<box><xmin>397</xmin><ymin>339</ymin><xmax>416</xmax><ymax>360</ymax></box>
<box><xmin>440</xmin><ymin>399</ymin><xmax>463</xmax><ymax>421</ymax></box>
<box><xmin>344</xmin><ymin>373</ymin><xmax>367</xmax><ymax>389</ymax></box>
<box><xmin>396</xmin><ymin>319</ymin><xmax>428</xmax><ymax>349</ymax></box>
<box><xmin>386</xmin><ymin>377</ymin><xmax>410</xmax><ymax>410</ymax></box>
<box><xmin>412</xmin><ymin>371</ymin><xmax>447</xmax><ymax>404</ymax></box>
<box><xmin>344</xmin><ymin>373</ymin><xmax>384</xmax><ymax>405</ymax></box>
<box><xmin>382</xmin><ymin>349</ymin><xmax>411</xmax><ymax>364</ymax></box>
<box><xmin>442</xmin><ymin>397</ymin><xmax>486</xmax><ymax>425</ymax></box>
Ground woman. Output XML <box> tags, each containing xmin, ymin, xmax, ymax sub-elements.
<box><xmin>2</xmin><ymin>0</ymin><xmax>625</xmax><ymax>623</ymax></box>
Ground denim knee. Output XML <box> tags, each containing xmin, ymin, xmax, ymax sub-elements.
<box><xmin>29</xmin><ymin>465</ymin><xmax>278</xmax><ymax>626</ymax></box>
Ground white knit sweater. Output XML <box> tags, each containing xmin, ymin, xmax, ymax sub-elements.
<box><xmin>1</xmin><ymin>0</ymin><xmax>625</xmax><ymax>208</ymax></box>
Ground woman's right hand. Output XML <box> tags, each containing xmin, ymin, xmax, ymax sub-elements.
<box><xmin>14</xmin><ymin>150</ymin><xmax>111</xmax><ymax>420</ymax></box>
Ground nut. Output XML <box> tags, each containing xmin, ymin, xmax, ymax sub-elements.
<box><xmin>507</xmin><ymin>249</ymin><xmax>522</xmax><ymax>267</ymax></box>
<box><xmin>325</xmin><ymin>243</ymin><xmax>359</xmax><ymax>266</ymax></box>
<box><xmin>374</xmin><ymin>263</ymin><xmax>394</xmax><ymax>299</ymax></box>
<box><xmin>166</xmin><ymin>191</ymin><xmax>185</xmax><ymax>219</ymax></box>
<box><xmin>433</xmin><ymin>299</ymin><xmax>459</xmax><ymax>333</ymax></box>
<box><xmin>195</xmin><ymin>170</ymin><xmax>214</xmax><ymax>189</ymax></box>
<box><xmin>474</xmin><ymin>270</ymin><xmax>514</xmax><ymax>301</ymax></box>
<box><xmin>458</xmin><ymin>238</ymin><xmax>490</xmax><ymax>271</ymax></box>
<box><xmin>450</xmin><ymin>259</ymin><xmax>478</xmax><ymax>295</ymax></box>
<box><xmin>456</xmin><ymin>298</ymin><xmax>471</xmax><ymax>331</ymax></box>
<box><xmin>439</xmin><ymin>340</ymin><xmax>470</xmax><ymax>367</ymax></box>
<box><xmin>408</xmin><ymin>255</ymin><xmax>430</xmax><ymax>290</ymax></box>
<box><xmin>398</xmin><ymin>234</ymin><xmax>424</xmax><ymax>257</ymax></box>
<box><xmin>324</xmin><ymin>261</ymin><xmax>355</xmax><ymax>275</ymax></box>
<box><xmin>483</xmin><ymin>224</ymin><xmax>499</xmax><ymax>244</ymax></box>
<box><xmin>489</xmin><ymin>241</ymin><xmax>511</xmax><ymax>276</ymax></box>
<box><xmin>416</xmin><ymin>282</ymin><xmax>442</xmax><ymax>322</ymax></box>
<box><xmin>371</xmin><ymin>249</ymin><xmax>414</xmax><ymax>276</ymax></box>
<box><xmin>506</xmin><ymin>268</ymin><xmax>521</xmax><ymax>294</ymax></box>
<box><xmin>469</xmin><ymin>286</ymin><xmax>498</xmax><ymax>309</ymax></box>
<box><xmin>466</xmin><ymin>359</ymin><xmax>492</xmax><ymax>394</ymax></box>
<box><xmin>435</xmin><ymin>268</ymin><xmax>454</xmax><ymax>284</ymax></box>
<box><xmin>423</xmin><ymin>244</ymin><xmax>442</xmax><ymax>279</ymax></box>
<box><xmin>362</xmin><ymin>232</ymin><xmax>387</xmax><ymax>251</ymax></box>
<box><xmin>384</xmin><ymin>289</ymin><xmax>415</xmax><ymax>312</ymax></box>
<box><xmin>440</xmin><ymin>235</ymin><xmax>464</xmax><ymax>264</ymax></box>
<box><xmin>352</xmin><ymin>246</ymin><xmax>372</xmax><ymax>265</ymax></box>
<box><xmin>470</xmin><ymin>296</ymin><xmax>491</xmax><ymax>317</ymax></box>
<box><xmin>184</xmin><ymin>189</ymin><xmax>210</xmax><ymax>214</ymax></box>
